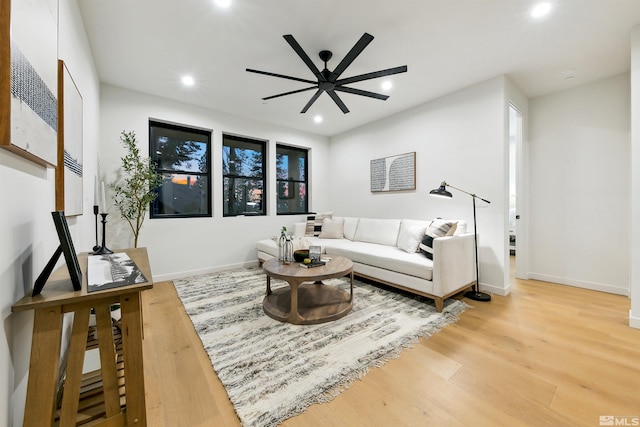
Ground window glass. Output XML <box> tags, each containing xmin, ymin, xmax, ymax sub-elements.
<box><xmin>276</xmin><ymin>145</ymin><xmax>308</xmax><ymax>214</ymax></box>
<box><xmin>149</xmin><ymin>121</ymin><xmax>211</xmax><ymax>218</ymax></box>
<box><xmin>223</xmin><ymin>135</ymin><xmax>265</xmax><ymax>216</ymax></box>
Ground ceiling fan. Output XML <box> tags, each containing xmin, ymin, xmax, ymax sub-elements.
<box><xmin>246</xmin><ymin>33</ymin><xmax>408</xmax><ymax>114</ymax></box>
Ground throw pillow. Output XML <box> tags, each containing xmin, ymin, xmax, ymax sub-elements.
<box><xmin>319</xmin><ymin>217</ymin><xmax>345</xmax><ymax>239</ymax></box>
<box><xmin>397</xmin><ymin>224</ymin><xmax>428</xmax><ymax>253</ymax></box>
<box><xmin>427</xmin><ymin>218</ymin><xmax>458</xmax><ymax>237</ymax></box>
<box><xmin>305</xmin><ymin>212</ymin><xmax>333</xmax><ymax>237</ymax></box>
<box><xmin>419</xmin><ymin>234</ymin><xmax>436</xmax><ymax>260</ymax></box>
<box><xmin>419</xmin><ymin>219</ymin><xmax>458</xmax><ymax>259</ymax></box>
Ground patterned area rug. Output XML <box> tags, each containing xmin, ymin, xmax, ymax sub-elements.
<box><xmin>173</xmin><ymin>267</ymin><xmax>468</xmax><ymax>427</ymax></box>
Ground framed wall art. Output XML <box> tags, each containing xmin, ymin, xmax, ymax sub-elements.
<box><xmin>0</xmin><ymin>0</ymin><xmax>59</xmax><ymax>166</ymax></box>
<box><xmin>370</xmin><ymin>152</ymin><xmax>416</xmax><ymax>192</ymax></box>
<box><xmin>56</xmin><ymin>60</ymin><xmax>83</xmax><ymax>216</ymax></box>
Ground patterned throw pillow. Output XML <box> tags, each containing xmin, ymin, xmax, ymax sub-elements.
<box><xmin>305</xmin><ymin>212</ymin><xmax>333</xmax><ymax>237</ymax></box>
<box><xmin>419</xmin><ymin>219</ymin><xmax>458</xmax><ymax>260</ymax></box>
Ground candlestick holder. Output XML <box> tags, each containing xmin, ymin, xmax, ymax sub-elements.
<box><xmin>91</xmin><ymin>205</ymin><xmax>101</xmax><ymax>253</ymax></box>
<box><xmin>92</xmin><ymin>213</ymin><xmax>113</xmax><ymax>255</ymax></box>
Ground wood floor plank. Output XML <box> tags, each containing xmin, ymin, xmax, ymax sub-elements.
<box><xmin>140</xmin><ymin>261</ymin><xmax>640</xmax><ymax>426</ymax></box>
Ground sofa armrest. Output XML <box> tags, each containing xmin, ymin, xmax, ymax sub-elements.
<box><xmin>431</xmin><ymin>233</ymin><xmax>476</xmax><ymax>296</ymax></box>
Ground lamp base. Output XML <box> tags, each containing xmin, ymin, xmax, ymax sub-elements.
<box><xmin>464</xmin><ymin>290</ymin><xmax>492</xmax><ymax>302</ymax></box>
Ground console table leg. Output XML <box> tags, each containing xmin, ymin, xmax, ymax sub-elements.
<box><xmin>23</xmin><ymin>307</ymin><xmax>63</xmax><ymax>427</ymax></box>
<box><xmin>58</xmin><ymin>307</ymin><xmax>90</xmax><ymax>426</ymax></box>
<box><xmin>120</xmin><ymin>293</ymin><xmax>147</xmax><ymax>426</ymax></box>
<box><xmin>95</xmin><ymin>303</ymin><xmax>121</xmax><ymax>417</ymax></box>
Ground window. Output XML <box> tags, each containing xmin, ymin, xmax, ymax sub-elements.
<box><xmin>222</xmin><ymin>134</ymin><xmax>265</xmax><ymax>216</ymax></box>
<box><xmin>149</xmin><ymin>121</ymin><xmax>211</xmax><ymax>218</ymax></box>
<box><xmin>276</xmin><ymin>145</ymin><xmax>308</xmax><ymax>214</ymax></box>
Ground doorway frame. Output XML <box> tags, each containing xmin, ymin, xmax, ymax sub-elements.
<box><xmin>508</xmin><ymin>102</ymin><xmax>529</xmax><ymax>280</ymax></box>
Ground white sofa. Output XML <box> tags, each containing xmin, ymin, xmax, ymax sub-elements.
<box><xmin>256</xmin><ymin>216</ymin><xmax>477</xmax><ymax>312</ymax></box>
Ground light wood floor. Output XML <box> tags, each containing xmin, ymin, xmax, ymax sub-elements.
<box><xmin>141</xmin><ymin>260</ymin><xmax>640</xmax><ymax>426</ymax></box>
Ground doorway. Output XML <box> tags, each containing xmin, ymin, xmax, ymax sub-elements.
<box><xmin>508</xmin><ymin>104</ymin><xmax>526</xmax><ymax>280</ymax></box>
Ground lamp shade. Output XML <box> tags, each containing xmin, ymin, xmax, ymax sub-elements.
<box><xmin>429</xmin><ymin>182</ymin><xmax>452</xmax><ymax>199</ymax></box>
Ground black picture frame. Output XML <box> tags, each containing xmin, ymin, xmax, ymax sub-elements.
<box><xmin>32</xmin><ymin>211</ymin><xmax>83</xmax><ymax>296</ymax></box>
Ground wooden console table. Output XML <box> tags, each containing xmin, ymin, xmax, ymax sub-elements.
<box><xmin>12</xmin><ymin>247</ymin><xmax>153</xmax><ymax>427</ymax></box>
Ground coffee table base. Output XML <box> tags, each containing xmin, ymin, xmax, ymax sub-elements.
<box><xmin>263</xmin><ymin>282</ymin><xmax>353</xmax><ymax>325</ymax></box>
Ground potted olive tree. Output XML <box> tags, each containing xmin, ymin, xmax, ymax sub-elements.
<box><xmin>110</xmin><ymin>131</ymin><xmax>162</xmax><ymax>248</ymax></box>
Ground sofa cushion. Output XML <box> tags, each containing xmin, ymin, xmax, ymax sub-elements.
<box><xmin>305</xmin><ymin>212</ymin><xmax>333</xmax><ymax>237</ymax></box>
<box><xmin>334</xmin><ymin>217</ymin><xmax>360</xmax><ymax>240</ymax></box>
<box><xmin>397</xmin><ymin>219</ymin><xmax>429</xmax><ymax>253</ymax></box>
<box><xmin>353</xmin><ymin>218</ymin><xmax>401</xmax><ymax>246</ymax></box>
<box><xmin>326</xmin><ymin>241</ymin><xmax>433</xmax><ymax>281</ymax></box>
<box><xmin>319</xmin><ymin>217</ymin><xmax>344</xmax><ymax>239</ymax></box>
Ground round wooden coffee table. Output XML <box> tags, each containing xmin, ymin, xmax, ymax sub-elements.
<box><xmin>262</xmin><ymin>256</ymin><xmax>353</xmax><ymax>325</ymax></box>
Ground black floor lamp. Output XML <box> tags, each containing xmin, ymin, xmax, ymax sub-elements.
<box><xmin>429</xmin><ymin>181</ymin><xmax>492</xmax><ymax>302</ymax></box>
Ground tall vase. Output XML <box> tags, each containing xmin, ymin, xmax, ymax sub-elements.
<box><xmin>284</xmin><ymin>236</ymin><xmax>294</xmax><ymax>264</ymax></box>
<box><xmin>278</xmin><ymin>232</ymin><xmax>287</xmax><ymax>262</ymax></box>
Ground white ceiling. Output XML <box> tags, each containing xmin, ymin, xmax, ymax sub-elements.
<box><xmin>77</xmin><ymin>0</ymin><xmax>640</xmax><ymax>137</ymax></box>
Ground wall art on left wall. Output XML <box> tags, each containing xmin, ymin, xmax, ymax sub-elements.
<box><xmin>56</xmin><ymin>60</ymin><xmax>84</xmax><ymax>216</ymax></box>
<box><xmin>0</xmin><ymin>0</ymin><xmax>59</xmax><ymax>166</ymax></box>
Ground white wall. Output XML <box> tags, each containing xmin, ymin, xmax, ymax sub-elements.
<box><xmin>2</xmin><ymin>0</ymin><xmax>101</xmax><ymax>425</ymax></box>
<box><xmin>329</xmin><ymin>76</ymin><xmax>510</xmax><ymax>295</ymax></box>
<box><xmin>528</xmin><ymin>73</ymin><xmax>630</xmax><ymax>295</ymax></box>
<box><xmin>99</xmin><ymin>85</ymin><xmax>331</xmax><ymax>281</ymax></box>
<box><xmin>630</xmin><ymin>26</ymin><xmax>640</xmax><ymax>328</ymax></box>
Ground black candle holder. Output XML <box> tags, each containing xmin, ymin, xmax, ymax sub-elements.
<box><xmin>92</xmin><ymin>213</ymin><xmax>113</xmax><ymax>255</ymax></box>
<box><xmin>91</xmin><ymin>205</ymin><xmax>101</xmax><ymax>253</ymax></box>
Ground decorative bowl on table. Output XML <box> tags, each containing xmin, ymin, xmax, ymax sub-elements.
<box><xmin>293</xmin><ymin>249</ymin><xmax>309</xmax><ymax>262</ymax></box>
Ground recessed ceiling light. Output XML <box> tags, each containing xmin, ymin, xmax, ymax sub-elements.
<box><xmin>313</xmin><ymin>115</ymin><xmax>323</xmax><ymax>124</ymax></box>
<box><xmin>182</xmin><ymin>75</ymin><xmax>195</xmax><ymax>86</ymax></box>
<box><xmin>381</xmin><ymin>81</ymin><xmax>393</xmax><ymax>91</ymax></box>
<box><xmin>214</xmin><ymin>0</ymin><xmax>232</xmax><ymax>8</ymax></box>
<box><xmin>531</xmin><ymin>2</ymin><xmax>552</xmax><ymax>18</ymax></box>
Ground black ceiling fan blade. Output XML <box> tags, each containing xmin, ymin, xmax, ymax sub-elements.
<box><xmin>283</xmin><ymin>34</ymin><xmax>324</xmax><ymax>81</ymax></box>
<box><xmin>327</xmin><ymin>90</ymin><xmax>350</xmax><ymax>114</ymax></box>
<box><xmin>329</xmin><ymin>33</ymin><xmax>374</xmax><ymax>82</ymax></box>
<box><xmin>300</xmin><ymin>89</ymin><xmax>324</xmax><ymax>113</ymax></box>
<box><xmin>246</xmin><ymin>68</ymin><xmax>317</xmax><ymax>85</ymax></box>
<box><xmin>262</xmin><ymin>86</ymin><xmax>317</xmax><ymax>101</ymax></box>
<box><xmin>334</xmin><ymin>86</ymin><xmax>389</xmax><ymax>100</ymax></box>
<box><xmin>335</xmin><ymin>65</ymin><xmax>408</xmax><ymax>86</ymax></box>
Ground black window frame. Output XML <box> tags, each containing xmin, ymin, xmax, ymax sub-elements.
<box><xmin>222</xmin><ymin>134</ymin><xmax>267</xmax><ymax>217</ymax></box>
<box><xmin>276</xmin><ymin>144</ymin><xmax>309</xmax><ymax>215</ymax></box>
<box><xmin>149</xmin><ymin>120</ymin><xmax>212</xmax><ymax>219</ymax></box>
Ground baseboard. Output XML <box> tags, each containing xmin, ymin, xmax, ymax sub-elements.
<box><xmin>153</xmin><ymin>260</ymin><xmax>260</xmax><ymax>283</ymax></box>
<box><xmin>479</xmin><ymin>282</ymin><xmax>511</xmax><ymax>297</ymax></box>
<box><xmin>528</xmin><ymin>273</ymin><xmax>629</xmax><ymax>296</ymax></box>
<box><xmin>630</xmin><ymin>310</ymin><xmax>640</xmax><ymax>329</ymax></box>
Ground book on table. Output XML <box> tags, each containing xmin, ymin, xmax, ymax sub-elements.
<box><xmin>300</xmin><ymin>260</ymin><xmax>326</xmax><ymax>268</ymax></box>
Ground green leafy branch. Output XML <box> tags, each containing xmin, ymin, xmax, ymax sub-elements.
<box><xmin>110</xmin><ymin>131</ymin><xmax>162</xmax><ymax>248</ymax></box>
